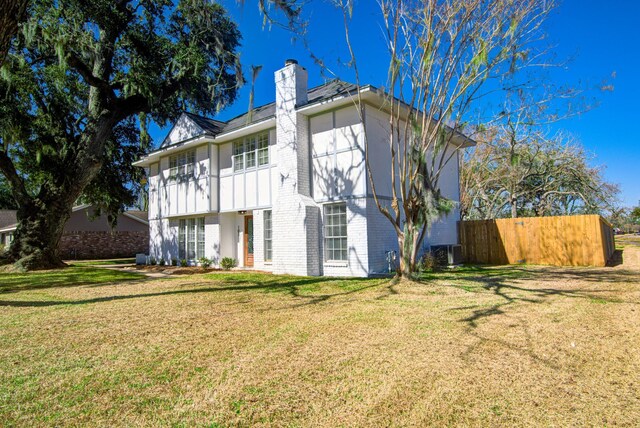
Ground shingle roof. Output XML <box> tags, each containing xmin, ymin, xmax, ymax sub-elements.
<box><xmin>0</xmin><ymin>210</ymin><xmax>17</xmax><ymax>229</ymax></box>
<box><xmin>185</xmin><ymin>79</ymin><xmax>359</xmax><ymax>137</ymax></box>
<box><xmin>124</xmin><ymin>210</ymin><xmax>148</xmax><ymax>223</ymax></box>
<box><xmin>221</xmin><ymin>79</ymin><xmax>358</xmax><ymax>133</ymax></box>
<box><xmin>183</xmin><ymin>112</ymin><xmax>225</xmax><ymax>135</ymax></box>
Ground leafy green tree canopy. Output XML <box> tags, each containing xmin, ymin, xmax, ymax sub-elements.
<box><xmin>0</xmin><ymin>0</ymin><xmax>243</xmax><ymax>270</ymax></box>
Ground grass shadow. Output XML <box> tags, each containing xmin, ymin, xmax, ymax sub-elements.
<box><xmin>0</xmin><ymin>267</ymin><xmax>147</xmax><ymax>294</ymax></box>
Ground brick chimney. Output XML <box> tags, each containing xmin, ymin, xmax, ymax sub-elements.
<box><xmin>272</xmin><ymin>60</ymin><xmax>320</xmax><ymax>276</ymax></box>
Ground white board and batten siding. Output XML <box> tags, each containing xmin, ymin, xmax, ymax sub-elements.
<box><xmin>310</xmin><ymin>105</ymin><xmax>367</xmax><ymax>202</ymax></box>
<box><xmin>219</xmin><ymin>128</ymin><xmax>278</xmax><ymax>212</ymax></box>
<box><xmin>148</xmin><ymin>144</ymin><xmax>212</xmax><ymax>220</ymax></box>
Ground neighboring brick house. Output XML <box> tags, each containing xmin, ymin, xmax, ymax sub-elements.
<box><xmin>0</xmin><ymin>205</ymin><xmax>149</xmax><ymax>259</ymax></box>
<box><xmin>134</xmin><ymin>60</ymin><xmax>473</xmax><ymax>276</ymax></box>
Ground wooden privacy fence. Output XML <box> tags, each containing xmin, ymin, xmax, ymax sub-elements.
<box><xmin>458</xmin><ymin>214</ymin><xmax>615</xmax><ymax>267</ymax></box>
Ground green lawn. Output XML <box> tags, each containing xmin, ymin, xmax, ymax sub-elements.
<box><xmin>69</xmin><ymin>258</ymin><xmax>136</xmax><ymax>266</ymax></box>
<box><xmin>0</xmin><ymin>262</ymin><xmax>639</xmax><ymax>426</ymax></box>
<box><xmin>0</xmin><ymin>266</ymin><xmax>144</xmax><ymax>294</ymax></box>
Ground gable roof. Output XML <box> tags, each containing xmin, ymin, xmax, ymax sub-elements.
<box><xmin>136</xmin><ymin>77</ymin><xmax>473</xmax><ymax>166</ymax></box>
<box><xmin>158</xmin><ymin>79</ymin><xmax>358</xmax><ymax>150</ymax></box>
<box><xmin>182</xmin><ymin>112</ymin><xmax>225</xmax><ymax>135</ymax></box>
<box><xmin>0</xmin><ymin>210</ymin><xmax>17</xmax><ymax>230</ymax></box>
<box><xmin>0</xmin><ymin>206</ymin><xmax>148</xmax><ymax>233</ymax></box>
<box><xmin>123</xmin><ymin>210</ymin><xmax>149</xmax><ymax>225</ymax></box>
<box><xmin>221</xmin><ymin>80</ymin><xmax>358</xmax><ymax>134</ymax></box>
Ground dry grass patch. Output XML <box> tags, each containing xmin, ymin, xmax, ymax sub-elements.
<box><xmin>1</xmin><ymin>259</ymin><xmax>639</xmax><ymax>426</ymax></box>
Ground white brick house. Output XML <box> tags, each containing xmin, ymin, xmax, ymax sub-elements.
<box><xmin>134</xmin><ymin>60</ymin><xmax>473</xmax><ymax>277</ymax></box>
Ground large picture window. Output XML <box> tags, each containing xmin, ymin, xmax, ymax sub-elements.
<box><xmin>169</xmin><ymin>150</ymin><xmax>196</xmax><ymax>180</ymax></box>
<box><xmin>264</xmin><ymin>210</ymin><xmax>272</xmax><ymax>262</ymax></box>
<box><xmin>324</xmin><ymin>203</ymin><xmax>348</xmax><ymax>262</ymax></box>
<box><xmin>232</xmin><ymin>132</ymin><xmax>269</xmax><ymax>172</ymax></box>
<box><xmin>178</xmin><ymin>217</ymin><xmax>205</xmax><ymax>261</ymax></box>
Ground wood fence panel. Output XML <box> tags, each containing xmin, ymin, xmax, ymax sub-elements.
<box><xmin>458</xmin><ymin>214</ymin><xmax>615</xmax><ymax>267</ymax></box>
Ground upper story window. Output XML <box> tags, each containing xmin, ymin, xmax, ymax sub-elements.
<box><xmin>169</xmin><ymin>150</ymin><xmax>195</xmax><ymax>181</ymax></box>
<box><xmin>233</xmin><ymin>132</ymin><xmax>270</xmax><ymax>172</ymax></box>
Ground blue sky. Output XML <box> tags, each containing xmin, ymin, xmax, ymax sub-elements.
<box><xmin>150</xmin><ymin>0</ymin><xmax>639</xmax><ymax>207</ymax></box>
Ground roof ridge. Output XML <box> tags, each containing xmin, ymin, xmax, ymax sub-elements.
<box><xmin>182</xmin><ymin>111</ymin><xmax>226</xmax><ymax>124</ymax></box>
<box><xmin>184</xmin><ymin>79</ymin><xmax>356</xmax><ymax>125</ymax></box>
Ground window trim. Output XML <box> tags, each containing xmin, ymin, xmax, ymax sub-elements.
<box><xmin>263</xmin><ymin>210</ymin><xmax>272</xmax><ymax>262</ymax></box>
<box><xmin>169</xmin><ymin>150</ymin><xmax>196</xmax><ymax>181</ymax></box>
<box><xmin>323</xmin><ymin>203</ymin><xmax>348</xmax><ymax>263</ymax></box>
<box><xmin>178</xmin><ymin>217</ymin><xmax>206</xmax><ymax>261</ymax></box>
<box><xmin>232</xmin><ymin>131</ymin><xmax>270</xmax><ymax>172</ymax></box>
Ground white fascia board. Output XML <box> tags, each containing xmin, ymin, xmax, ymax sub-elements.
<box><xmin>296</xmin><ymin>86</ymin><xmax>379</xmax><ymax>116</ymax></box>
<box><xmin>316</xmin><ymin>86</ymin><xmax>476</xmax><ymax>149</ymax></box>
<box><xmin>133</xmin><ymin>118</ymin><xmax>277</xmax><ymax>167</ymax></box>
<box><xmin>122</xmin><ymin>212</ymin><xmax>149</xmax><ymax>225</ymax></box>
<box><xmin>133</xmin><ymin>135</ymin><xmax>213</xmax><ymax>167</ymax></box>
<box><xmin>211</xmin><ymin>117</ymin><xmax>276</xmax><ymax>144</ymax></box>
<box><xmin>0</xmin><ymin>225</ymin><xmax>16</xmax><ymax>233</ymax></box>
<box><xmin>72</xmin><ymin>203</ymin><xmax>92</xmax><ymax>212</ymax></box>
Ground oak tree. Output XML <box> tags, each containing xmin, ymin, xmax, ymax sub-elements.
<box><xmin>0</xmin><ymin>0</ymin><xmax>243</xmax><ymax>270</ymax></box>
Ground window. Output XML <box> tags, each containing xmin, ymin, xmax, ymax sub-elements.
<box><xmin>233</xmin><ymin>141</ymin><xmax>244</xmax><ymax>172</ymax></box>
<box><xmin>178</xmin><ymin>217</ymin><xmax>206</xmax><ymax>261</ymax></box>
<box><xmin>324</xmin><ymin>203</ymin><xmax>347</xmax><ymax>261</ymax></box>
<box><xmin>187</xmin><ymin>218</ymin><xmax>196</xmax><ymax>260</ymax></box>
<box><xmin>245</xmin><ymin>137</ymin><xmax>256</xmax><ymax>169</ymax></box>
<box><xmin>169</xmin><ymin>150</ymin><xmax>196</xmax><ymax>180</ymax></box>
<box><xmin>170</xmin><ymin>156</ymin><xmax>178</xmax><ymax>178</ymax></box>
<box><xmin>258</xmin><ymin>133</ymin><xmax>269</xmax><ymax>166</ymax></box>
<box><xmin>178</xmin><ymin>219</ymin><xmax>186</xmax><ymax>259</ymax></box>
<box><xmin>264</xmin><ymin>210</ymin><xmax>272</xmax><ymax>262</ymax></box>
<box><xmin>197</xmin><ymin>218</ymin><xmax>205</xmax><ymax>259</ymax></box>
<box><xmin>232</xmin><ymin>132</ymin><xmax>269</xmax><ymax>172</ymax></box>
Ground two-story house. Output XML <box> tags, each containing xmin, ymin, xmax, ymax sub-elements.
<box><xmin>133</xmin><ymin>60</ymin><xmax>473</xmax><ymax>277</ymax></box>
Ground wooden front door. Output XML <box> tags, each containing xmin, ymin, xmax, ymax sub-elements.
<box><xmin>244</xmin><ymin>215</ymin><xmax>254</xmax><ymax>267</ymax></box>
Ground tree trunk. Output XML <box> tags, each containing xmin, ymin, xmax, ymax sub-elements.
<box><xmin>0</xmin><ymin>198</ymin><xmax>71</xmax><ymax>271</ymax></box>
<box><xmin>397</xmin><ymin>225</ymin><xmax>420</xmax><ymax>279</ymax></box>
<box><xmin>0</xmin><ymin>0</ymin><xmax>29</xmax><ymax>67</ymax></box>
<box><xmin>510</xmin><ymin>195</ymin><xmax>517</xmax><ymax>218</ymax></box>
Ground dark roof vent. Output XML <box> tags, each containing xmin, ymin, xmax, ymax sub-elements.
<box><xmin>285</xmin><ymin>59</ymin><xmax>298</xmax><ymax>66</ymax></box>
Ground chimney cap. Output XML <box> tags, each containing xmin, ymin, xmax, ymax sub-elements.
<box><xmin>285</xmin><ymin>59</ymin><xmax>298</xmax><ymax>66</ymax></box>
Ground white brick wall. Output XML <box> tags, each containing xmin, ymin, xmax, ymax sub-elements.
<box><xmin>204</xmin><ymin>214</ymin><xmax>220</xmax><ymax>265</ymax></box>
<box><xmin>365</xmin><ymin>198</ymin><xmax>400</xmax><ymax>274</ymax></box>
<box><xmin>272</xmin><ymin>62</ymin><xmax>321</xmax><ymax>276</ymax></box>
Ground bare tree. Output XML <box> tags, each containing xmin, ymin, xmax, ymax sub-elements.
<box><xmin>460</xmin><ymin>126</ymin><xmax>620</xmax><ymax>219</ymax></box>
<box><xmin>337</xmin><ymin>0</ymin><xmax>554</xmax><ymax>277</ymax></box>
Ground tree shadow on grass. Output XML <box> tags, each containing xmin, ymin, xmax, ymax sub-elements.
<box><xmin>444</xmin><ymin>264</ymin><xmax>640</xmax><ymax>369</ymax></box>
<box><xmin>0</xmin><ymin>273</ymin><xmax>389</xmax><ymax>308</ymax></box>
<box><xmin>0</xmin><ymin>267</ymin><xmax>147</xmax><ymax>294</ymax></box>
<box><xmin>457</xmin><ymin>269</ymin><xmax>639</xmax><ymax>328</ymax></box>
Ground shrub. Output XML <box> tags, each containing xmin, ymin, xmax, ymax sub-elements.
<box><xmin>220</xmin><ymin>257</ymin><xmax>237</xmax><ymax>270</ymax></box>
<box><xmin>171</xmin><ymin>258</ymin><xmax>178</xmax><ymax>266</ymax></box>
<box><xmin>199</xmin><ymin>257</ymin><xmax>212</xmax><ymax>268</ymax></box>
<box><xmin>180</xmin><ymin>259</ymin><xmax>188</xmax><ymax>267</ymax></box>
<box><xmin>159</xmin><ymin>259</ymin><xmax>166</xmax><ymax>266</ymax></box>
<box><xmin>149</xmin><ymin>257</ymin><xmax>157</xmax><ymax>266</ymax></box>
<box><xmin>418</xmin><ymin>252</ymin><xmax>437</xmax><ymax>273</ymax></box>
